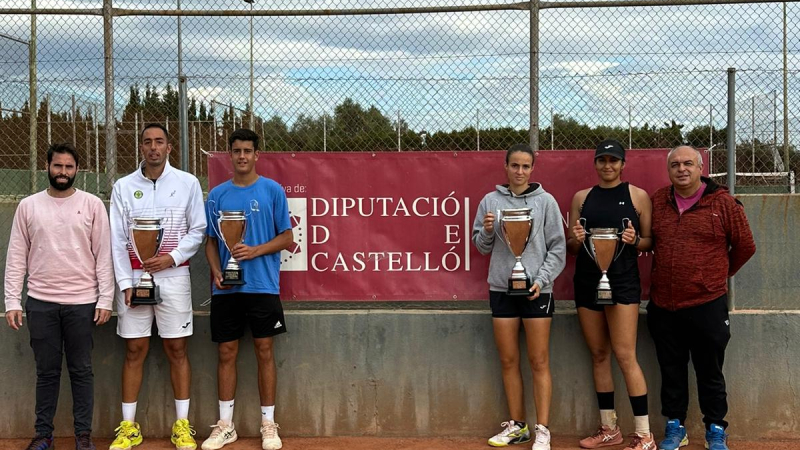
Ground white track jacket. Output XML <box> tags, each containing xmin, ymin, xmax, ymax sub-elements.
<box><xmin>110</xmin><ymin>161</ymin><xmax>206</xmax><ymax>291</ymax></box>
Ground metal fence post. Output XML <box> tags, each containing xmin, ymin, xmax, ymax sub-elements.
<box><xmin>179</xmin><ymin>75</ymin><xmax>189</xmax><ymax>171</ymax></box>
<box><xmin>177</xmin><ymin>0</ymin><xmax>189</xmax><ymax>171</ymax></box>
<box><xmin>726</xmin><ymin>67</ymin><xmax>736</xmax><ymax>311</ymax></box>
<box><xmin>29</xmin><ymin>0</ymin><xmax>37</xmax><ymax>194</ymax></box>
<box><xmin>782</xmin><ymin>2</ymin><xmax>789</xmax><ymax>172</ymax></box>
<box><xmin>46</xmin><ymin>93</ymin><xmax>50</xmax><ymax>147</ymax></box>
<box><xmin>135</xmin><ymin>111</ymin><xmax>139</xmax><ymax>167</ymax></box>
<box><xmin>529</xmin><ymin>0</ymin><xmax>539</xmax><ymax>152</ymax></box>
<box><xmin>94</xmin><ymin>103</ymin><xmax>99</xmax><ymax>192</ymax></box>
<box><xmin>103</xmin><ymin>0</ymin><xmax>116</xmax><ymax>193</ymax></box>
<box><xmin>477</xmin><ymin>108</ymin><xmax>481</xmax><ymax>151</ymax></box>
<box><xmin>71</xmin><ymin>95</ymin><xmax>77</xmax><ymax>149</ymax></box>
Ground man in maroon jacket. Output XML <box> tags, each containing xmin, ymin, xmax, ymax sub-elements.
<box><xmin>647</xmin><ymin>145</ymin><xmax>755</xmax><ymax>450</ymax></box>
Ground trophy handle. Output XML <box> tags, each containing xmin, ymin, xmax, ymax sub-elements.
<box><xmin>122</xmin><ymin>204</ymin><xmax>133</xmax><ymax>242</ymax></box>
<box><xmin>155</xmin><ymin>227</ymin><xmax>165</xmax><ymax>255</ymax></box>
<box><xmin>579</xmin><ymin>217</ymin><xmax>594</xmax><ymax>260</ymax></box>
<box><xmin>207</xmin><ymin>200</ymin><xmax>223</xmax><ymax>240</ymax></box>
<box><xmin>493</xmin><ymin>209</ymin><xmax>505</xmax><ymax>244</ymax></box>
<box><xmin>613</xmin><ymin>218</ymin><xmax>630</xmax><ymax>261</ymax></box>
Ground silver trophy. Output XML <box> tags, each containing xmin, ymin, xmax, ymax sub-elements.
<box><xmin>209</xmin><ymin>201</ymin><xmax>250</xmax><ymax>286</ymax></box>
<box><xmin>128</xmin><ymin>217</ymin><xmax>164</xmax><ymax>305</ymax></box>
<box><xmin>494</xmin><ymin>208</ymin><xmax>535</xmax><ymax>296</ymax></box>
<box><xmin>580</xmin><ymin>218</ymin><xmax>629</xmax><ymax>306</ymax></box>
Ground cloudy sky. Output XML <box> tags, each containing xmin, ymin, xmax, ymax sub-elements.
<box><xmin>0</xmin><ymin>0</ymin><xmax>797</xmax><ymax>142</ymax></box>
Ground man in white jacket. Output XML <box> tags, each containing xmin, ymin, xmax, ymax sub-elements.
<box><xmin>108</xmin><ymin>123</ymin><xmax>206</xmax><ymax>450</ymax></box>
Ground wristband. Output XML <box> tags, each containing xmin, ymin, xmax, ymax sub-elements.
<box><xmin>633</xmin><ymin>235</ymin><xmax>641</xmax><ymax>248</ymax></box>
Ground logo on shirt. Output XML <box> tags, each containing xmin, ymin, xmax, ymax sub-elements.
<box><xmin>280</xmin><ymin>198</ymin><xmax>308</xmax><ymax>272</ymax></box>
<box><xmin>134</xmin><ymin>190</ymin><xmax>143</xmax><ymax>199</ymax></box>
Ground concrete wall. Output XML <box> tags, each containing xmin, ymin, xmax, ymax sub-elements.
<box><xmin>0</xmin><ymin>195</ymin><xmax>798</xmax><ymax>440</ymax></box>
<box><xmin>0</xmin><ymin>310</ymin><xmax>799</xmax><ymax>440</ymax></box>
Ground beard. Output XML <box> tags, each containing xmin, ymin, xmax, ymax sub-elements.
<box><xmin>48</xmin><ymin>172</ymin><xmax>76</xmax><ymax>191</ymax></box>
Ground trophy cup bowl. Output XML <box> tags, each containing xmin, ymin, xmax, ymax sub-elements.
<box><xmin>495</xmin><ymin>208</ymin><xmax>534</xmax><ymax>296</ymax></box>
<box><xmin>587</xmin><ymin>227</ymin><xmax>620</xmax><ymax>306</ymax></box>
<box><xmin>217</xmin><ymin>210</ymin><xmax>247</xmax><ymax>286</ymax></box>
<box><xmin>130</xmin><ymin>217</ymin><xmax>163</xmax><ymax>305</ymax></box>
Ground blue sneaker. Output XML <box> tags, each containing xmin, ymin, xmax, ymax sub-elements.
<box><xmin>658</xmin><ymin>419</ymin><xmax>688</xmax><ymax>450</ymax></box>
<box><xmin>705</xmin><ymin>424</ymin><xmax>728</xmax><ymax>450</ymax></box>
<box><xmin>25</xmin><ymin>436</ymin><xmax>54</xmax><ymax>450</ymax></box>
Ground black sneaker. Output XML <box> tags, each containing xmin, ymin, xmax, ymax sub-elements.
<box><xmin>25</xmin><ymin>436</ymin><xmax>54</xmax><ymax>450</ymax></box>
<box><xmin>75</xmin><ymin>433</ymin><xmax>95</xmax><ymax>450</ymax></box>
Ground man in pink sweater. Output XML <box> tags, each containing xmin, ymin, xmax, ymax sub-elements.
<box><xmin>4</xmin><ymin>143</ymin><xmax>114</xmax><ymax>450</ymax></box>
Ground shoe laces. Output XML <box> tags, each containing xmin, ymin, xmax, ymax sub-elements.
<box><xmin>207</xmin><ymin>421</ymin><xmax>231</xmax><ymax>439</ymax></box>
<box><xmin>497</xmin><ymin>421</ymin><xmax>520</xmax><ymax>437</ymax></box>
<box><xmin>707</xmin><ymin>427</ymin><xmax>726</xmax><ymax>443</ymax></box>
<box><xmin>207</xmin><ymin>423</ymin><xmax>223</xmax><ymax>439</ymax></box>
<box><xmin>114</xmin><ymin>422</ymin><xmax>136</xmax><ymax>437</ymax></box>
<box><xmin>25</xmin><ymin>437</ymin><xmax>51</xmax><ymax>450</ymax></box>
<box><xmin>174</xmin><ymin>421</ymin><xmax>196</xmax><ymax>443</ymax></box>
<box><xmin>664</xmin><ymin>422</ymin><xmax>683</xmax><ymax>440</ymax></box>
<box><xmin>590</xmin><ymin>425</ymin><xmax>609</xmax><ymax>438</ymax></box>
<box><xmin>626</xmin><ymin>433</ymin><xmax>643</xmax><ymax>448</ymax></box>
<box><xmin>534</xmin><ymin>425</ymin><xmax>549</xmax><ymax>444</ymax></box>
<box><xmin>261</xmin><ymin>421</ymin><xmax>280</xmax><ymax>439</ymax></box>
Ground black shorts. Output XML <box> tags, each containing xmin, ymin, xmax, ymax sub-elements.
<box><xmin>489</xmin><ymin>291</ymin><xmax>554</xmax><ymax>319</ymax></box>
<box><xmin>574</xmin><ymin>277</ymin><xmax>641</xmax><ymax>312</ymax></box>
<box><xmin>210</xmin><ymin>293</ymin><xmax>287</xmax><ymax>343</ymax></box>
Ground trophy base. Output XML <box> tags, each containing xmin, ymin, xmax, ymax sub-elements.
<box><xmin>594</xmin><ymin>289</ymin><xmax>615</xmax><ymax>306</ymax></box>
<box><xmin>131</xmin><ymin>285</ymin><xmax>161</xmax><ymax>306</ymax></box>
<box><xmin>507</xmin><ymin>278</ymin><xmax>533</xmax><ymax>296</ymax></box>
<box><xmin>222</xmin><ymin>269</ymin><xmax>246</xmax><ymax>286</ymax></box>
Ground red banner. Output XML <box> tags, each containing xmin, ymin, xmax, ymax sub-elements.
<box><xmin>208</xmin><ymin>149</ymin><xmax>703</xmax><ymax>301</ymax></box>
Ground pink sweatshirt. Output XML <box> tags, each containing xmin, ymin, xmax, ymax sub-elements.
<box><xmin>4</xmin><ymin>189</ymin><xmax>115</xmax><ymax>311</ymax></box>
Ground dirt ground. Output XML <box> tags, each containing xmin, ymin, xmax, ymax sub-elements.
<box><xmin>3</xmin><ymin>436</ymin><xmax>800</xmax><ymax>450</ymax></box>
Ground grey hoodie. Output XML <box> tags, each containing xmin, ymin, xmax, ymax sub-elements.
<box><xmin>472</xmin><ymin>183</ymin><xmax>567</xmax><ymax>294</ymax></box>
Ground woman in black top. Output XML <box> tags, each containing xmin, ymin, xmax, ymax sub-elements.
<box><xmin>567</xmin><ymin>140</ymin><xmax>655</xmax><ymax>450</ymax></box>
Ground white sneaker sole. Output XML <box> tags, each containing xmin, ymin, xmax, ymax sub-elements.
<box><xmin>261</xmin><ymin>438</ymin><xmax>282</xmax><ymax>450</ymax></box>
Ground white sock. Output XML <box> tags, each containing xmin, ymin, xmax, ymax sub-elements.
<box><xmin>634</xmin><ymin>415</ymin><xmax>651</xmax><ymax>437</ymax></box>
<box><xmin>175</xmin><ymin>398</ymin><xmax>190</xmax><ymax>421</ymax></box>
<box><xmin>122</xmin><ymin>402</ymin><xmax>137</xmax><ymax>423</ymax></box>
<box><xmin>600</xmin><ymin>409</ymin><xmax>617</xmax><ymax>428</ymax></box>
<box><xmin>219</xmin><ymin>400</ymin><xmax>235</xmax><ymax>425</ymax></box>
<box><xmin>261</xmin><ymin>405</ymin><xmax>275</xmax><ymax>422</ymax></box>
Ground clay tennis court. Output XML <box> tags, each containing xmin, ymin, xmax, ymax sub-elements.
<box><xmin>3</xmin><ymin>436</ymin><xmax>799</xmax><ymax>450</ymax></box>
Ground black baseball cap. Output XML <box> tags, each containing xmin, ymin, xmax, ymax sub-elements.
<box><xmin>595</xmin><ymin>139</ymin><xmax>625</xmax><ymax>160</ymax></box>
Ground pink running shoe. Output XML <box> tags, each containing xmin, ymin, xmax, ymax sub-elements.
<box><xmin>623</xmin><ymin>432</ymin><xmax>656</xmax><ymax>450</ymax></box>
<box><xmin>579</xmin><ymin>425</ymin><xmax>624</xmax><ymax>449</ymax></box>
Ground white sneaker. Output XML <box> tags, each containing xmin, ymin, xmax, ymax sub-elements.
<box><xmin>532</xmin><ymin>424</ymin><xmax>551</xmax><ymax>450</ymax></box>
<box><xmin>488</xmin><ymin>420</ymin><xmax>531</xmax><ymax>447</ymax></box>
<box><xmin>260</xmin><ymin>420</ymin><xmax>282</xmax><ymax>450</ymax></box>
<box><xmin>200</xmin><ymin>421</ymin><xmax>237</xmax><ymax>450</ymax></box>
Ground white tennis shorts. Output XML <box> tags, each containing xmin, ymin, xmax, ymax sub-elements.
<box><xmin>116</xmin><ymin>275</ymin><xmax>193</xmax><ymax>339</ymax></box>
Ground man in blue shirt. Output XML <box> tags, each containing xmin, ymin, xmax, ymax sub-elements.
<box><xmin>201</xmin><ymin>128</ymin><xmax>293</xmax><ymax>450</ymax></box>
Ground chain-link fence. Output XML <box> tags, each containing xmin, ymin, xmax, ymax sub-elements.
<box><xmin>1</xmin><ymin>0</ymin><xmax>798</xmax><ymax>309</ymax></box>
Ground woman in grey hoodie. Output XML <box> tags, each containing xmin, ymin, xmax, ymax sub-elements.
<box><xmin>472</xmin><ymin>144</ymin><xmax>566</xmax><ymax>450</ymax></box>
